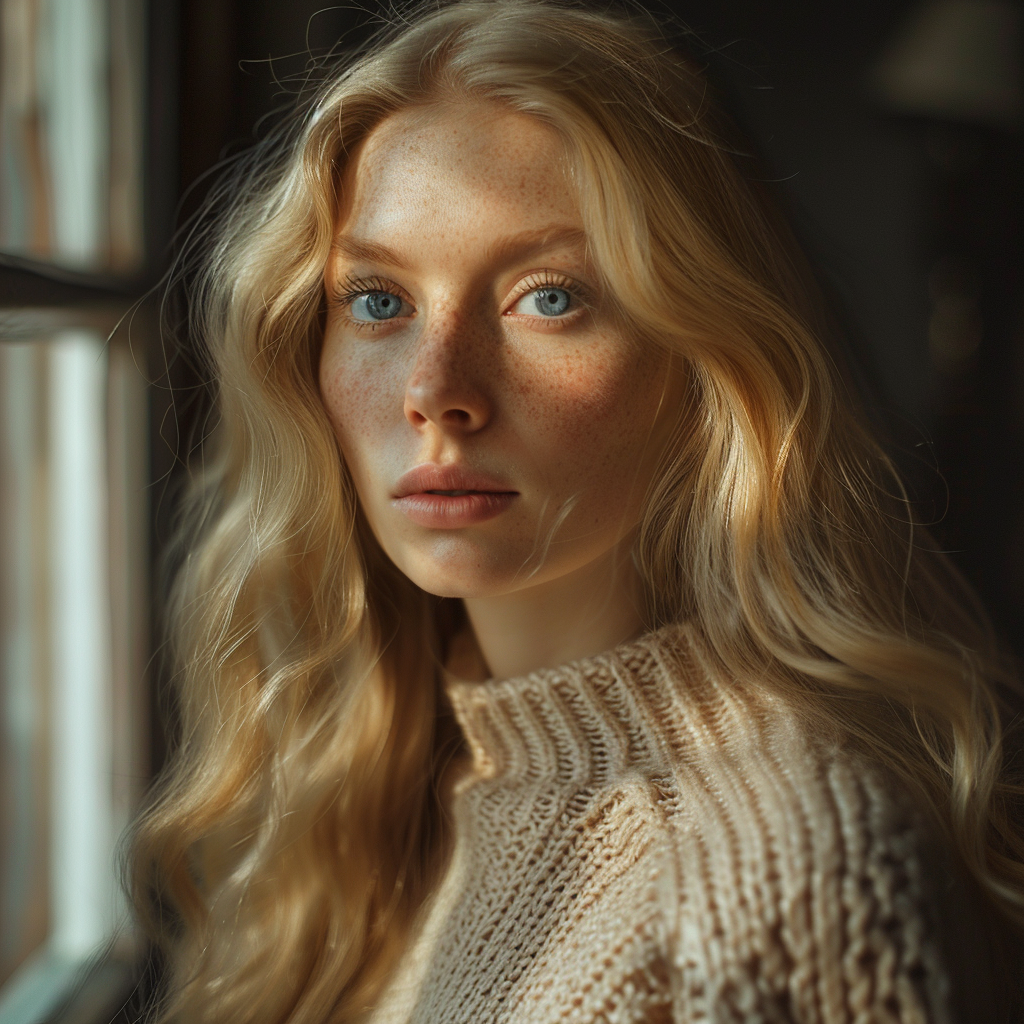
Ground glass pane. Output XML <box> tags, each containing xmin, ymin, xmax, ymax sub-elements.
<box><xmin>0</xmin><ymin>341</ymin><xmax>51</xmax><ymax>988</ymax></box>
<box><xmin>0</xmin><ymin>328</ymin><xmax>148</xmax><ymax>999</ymax></box>
<box><xmin>0</xmin><ymin>0</ymin><xmax>144</xmax><ymax>270</ymax></box>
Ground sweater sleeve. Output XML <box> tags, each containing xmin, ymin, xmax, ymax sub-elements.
<box><xmin>663</xmin><ymin>746</ymin><xmax>1002</xmax><ymax>1024</ymax></box>
<box><xmin>796</xmin><ymin>759</ymin><xmax>957</xmax><ymax>1024</ymax></box>
<box><xmin>815</xmin><ymin>760</ymin><xmax>1007</xmax><ymax>1024</ymax></box>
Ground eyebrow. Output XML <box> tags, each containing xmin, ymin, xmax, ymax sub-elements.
<box><xmin>330</xmin><ymin>236</ymin><xmax>412</xmax><ymax>270</ymax></box>
<box><xmin>330</xmin><ymin>226</ymin><xmax>589</xmax><ymax>271</ymax></box>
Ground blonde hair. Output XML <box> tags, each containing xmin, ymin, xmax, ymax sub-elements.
<box><xmin>130</xmin><ymin>2</ymin><xmax>1024</xmax><ymax>1020</ymax></box>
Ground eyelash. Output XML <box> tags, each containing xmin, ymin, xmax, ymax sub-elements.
<box><xmin>330</xmin><ymin>271</ymin><xmax>591</xmax><ymax>331</ymax></box>
<box><xmin>509</xmin><ymin>272</ymin><xmax>591</xmax><ymax>317</ymax></box>
<box><xmin>331</xmin><ymin>274</ymin><xmax>410</xmax><ymax>332</ymax></box>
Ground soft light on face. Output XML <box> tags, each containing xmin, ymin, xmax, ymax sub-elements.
<box><xmin>318</xmin><ymin>100</ymin><xmax>677</xmax><ymax>600</ymax></box>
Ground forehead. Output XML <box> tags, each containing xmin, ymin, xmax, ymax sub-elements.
<box><xmin>336</xmin><ymin>101</ymin><xmax>581</xmax><ymax>241</ymax></box>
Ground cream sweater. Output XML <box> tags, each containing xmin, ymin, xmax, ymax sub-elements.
<box><xmin>369</xmin><ymin>625</ymin><xmax>1005</xmax><ymax>1023</ymax></box>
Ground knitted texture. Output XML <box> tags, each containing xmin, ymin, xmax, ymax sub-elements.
<box><xmin>368</xmin><ymin>625</ymin><xmax>995</xmax><ymax>1024</ymax></box>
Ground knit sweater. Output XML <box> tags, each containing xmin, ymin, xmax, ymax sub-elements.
<box><xmin>368</xmin><ymin>624</ymin><xmax>1004</xmax><ymax>1024</ymax></box>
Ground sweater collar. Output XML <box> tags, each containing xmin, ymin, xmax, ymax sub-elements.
<box><xmin>442</xmin><ymin>624</ymin><xmax>691</xmax><ymax>785</ymax></box>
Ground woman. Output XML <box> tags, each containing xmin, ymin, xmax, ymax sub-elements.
<box><xmin>131</xmin><ymin>1</ymin><xmax>1024</xmax><ymax>1021</ymax></box>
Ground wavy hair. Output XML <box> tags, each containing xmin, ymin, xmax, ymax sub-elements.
<box><xmin>129</xmin><ymin>1</ymin><xmax>1024</xmax><ymax>1020</ymax></box>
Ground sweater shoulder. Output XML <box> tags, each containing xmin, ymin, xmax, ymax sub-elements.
<box><xmin>636</xmin><ymin>633</ymin><xmax>997</xmax><ymax>1023</ymax></box>
<box><xmin>640</xmin><ymin>625</ymin><xmax>931</xmax><ymax>840</ymax></box>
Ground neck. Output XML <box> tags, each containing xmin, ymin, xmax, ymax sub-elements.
<box><xmin>461</xmin><ymin>540</ymin><xmax>647</xmax><ymax>680</ymax></box>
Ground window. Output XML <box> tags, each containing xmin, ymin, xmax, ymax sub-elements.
<box><xmin>0</xmin><ymin>1</ymin><xmax>149</xmax><ymax>1020</ymax></box>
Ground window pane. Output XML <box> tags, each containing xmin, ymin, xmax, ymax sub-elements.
<box><xmin>0</xmin><ymin>0</ymin><xmax>144</xmax><ymax>270</ymax></box>
<box><xmin>0</xmin><ymin>327</ymin><xmax>148</xmax><ymax>1016</ymax></box>
<box><xmin>0</xmin><ymin>341</ymin><xmax>51</xmax><ymax>988</ymax></box>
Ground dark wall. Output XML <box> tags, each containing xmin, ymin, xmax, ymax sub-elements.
<box><xmin>663</xmin><ymin>1</ymin><xmax>1024</xmax><ymax>650</ymax></box>
<box><xmin>167</xmin><ymin>0</ymin><xmax>1024</xmax><ymax>653</ymax></box>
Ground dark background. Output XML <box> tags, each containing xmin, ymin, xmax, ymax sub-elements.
<box><xmin>148</xmin><ymin>0</ymin><xmax>1024</xmax><ymax>659</ymax></box>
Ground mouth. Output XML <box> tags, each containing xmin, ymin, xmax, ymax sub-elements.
<box><xmin>392</xmin><ymin>465</ymin><xmax>518</xmax><ymax>528</ymax></box>
<box><xmin>392</xmin><ymin>463</ymin><xmax>517</xmax><ymax>500</ymax></box>
<box><xmin>393</xmin><ymin>490</ymin><xmax>517</xmax><ymax>528</ymax></box>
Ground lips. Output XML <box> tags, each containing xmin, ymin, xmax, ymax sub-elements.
<box><xmin>393</xmin><ymin>464</ymin><xmax>516</xmax><ymax>499</ymax></box>
<box><xmin>392</xmin><ymin>464</ymin><xmax>518</xmax><ymax>528</ymax></box>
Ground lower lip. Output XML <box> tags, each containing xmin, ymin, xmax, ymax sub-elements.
<box><xmin>393</xmin><ymin>491</ymin><xmax>518</xmax><ymax>528</ymax></box>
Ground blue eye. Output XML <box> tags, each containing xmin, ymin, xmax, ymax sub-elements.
<box><xmin>351</xmin><ymin>291</ymin><xmax>406</xmax><ymax>321</ymax></box>
<box><xmin>512</xmin><ymin>286</ymin><xmax>574</xmax><ymax>317</ymax></box>
<box><xmin>535</xmin><ymin>288</ymin><xmax>571</xmax><ymax>315</ymax></box>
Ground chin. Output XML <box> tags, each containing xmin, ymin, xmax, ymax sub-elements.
<box><xmin>404</xmin><ymin>573</ymin><xmax>503</xmax><ymax>600</ymax></box>
<box><xmin>390</xmin><ymin>545</ymin><xmax>519</xmax><ymax>600</ymax></box>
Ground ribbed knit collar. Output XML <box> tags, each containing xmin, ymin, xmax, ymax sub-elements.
<box><xmin>443</xmin><ymin>624</ymin><xmax>691</xmax><ymax>786</ymax></box>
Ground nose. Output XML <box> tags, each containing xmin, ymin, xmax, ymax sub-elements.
<box><xmin>403</xmin><ymin>309</ymin><xmax>492</xmax><ymax>433</ymax></box>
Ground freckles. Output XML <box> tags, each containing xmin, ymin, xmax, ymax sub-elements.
<box><xmin>505</xmin><ymin>345</ymin><xmax>641</xmax><ymax>446</ymax></box>
<box><xmin>320</xmin><ymin>346</ymin><xmax>403</xmax><ymax>441</ymax></box>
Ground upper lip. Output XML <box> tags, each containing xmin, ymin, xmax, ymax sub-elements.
<box><xmin>392</xmin><ymin>464</ymin><xmax>518</xmax><ymax>498</ymax></box>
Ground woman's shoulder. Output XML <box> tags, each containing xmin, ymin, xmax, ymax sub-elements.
<box><xmin>639</xmin><ymin>623</ymin><xmax>930</xmax><ymax>829</ymax></box>
<box><xmin>645</xmin><ymin>624</ymin><xmax>976</xmax><ymax>942</ymax></box>
<box><xmin>635</xmin><ymin>624</ymin><xmax>1009</xmax><ymax>1023</ymax></box>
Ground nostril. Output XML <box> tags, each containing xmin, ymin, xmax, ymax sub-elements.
<box><xmin>403</xmin><ymin>378</ymin><xmax>490</xmax><ymax>432</ymax></box>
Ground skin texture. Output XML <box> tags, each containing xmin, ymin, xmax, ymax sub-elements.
<box><xmin>319</xmin><ymin>100</ymin><xmax>680</xmax><ymax>678</ymax></box>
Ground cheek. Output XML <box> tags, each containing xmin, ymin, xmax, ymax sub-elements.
<box><xmin>318</xmin><ymin>341</ymin><xmax>403</xmax><ymax>458</ymax></box>
<box><xmin>507</xmin><ymin>340</ymin><xmax>661</xmax><ymax>461</ymax></box>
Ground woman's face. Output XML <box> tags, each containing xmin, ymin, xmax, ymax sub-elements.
<box><xmin>319</xmin><ymin>100</ymin><xmax>678</xmax><ymax>600</ymax></box>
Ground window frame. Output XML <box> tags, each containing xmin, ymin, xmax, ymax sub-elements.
<box><xmin>0</xmin><ymin>0</ymin><xmax>175</xmax><ymax>1016</ymax></box>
